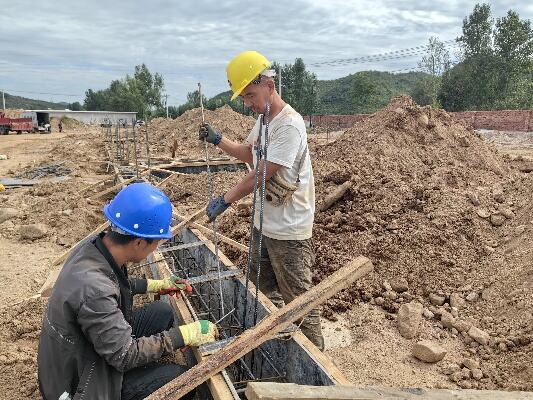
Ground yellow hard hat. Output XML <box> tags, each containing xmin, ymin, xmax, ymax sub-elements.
<box><xmin>226</xmin><ymin>51</ymin><xmax>272</xmax><ymax>100</ymax></box>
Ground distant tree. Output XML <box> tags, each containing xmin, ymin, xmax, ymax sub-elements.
<box><xmin>351</xmin><ymin>72</ymin><xmax>380</xmax><ymax>113</ymax></box>
<box><xmin>68</xmin><ymin>101</ymin><xmax>82</xmax><ymax>111</ymax></box>
<box><xmin>458</xmin><ymin>3</ymin><xmax>494</xmax><ymax>57</ymax></box>
<box><xmin>417</xmin><ymin>37</ymin><xmax>451</xmax><ymax>106</ymax></box>
<box><xmin>83</xmin><ymin>64</ymin><xmax>165</xmax><ymax>118</ymax></box>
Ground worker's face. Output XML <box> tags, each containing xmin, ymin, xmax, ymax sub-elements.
<box><xmin>240</xmin><ymin>78</ymin><xmax>274</xmax><ymax>114</ymax></box>
<box><xmin>129</xmin><ymin>239</ymin><xmax>161</xmax><ymax>263</ymax></box>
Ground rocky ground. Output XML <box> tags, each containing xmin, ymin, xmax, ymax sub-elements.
<box><xmin>0</xmin><ymin>100</ymin><xmax>532</xmax><ymax>398</ymax></box>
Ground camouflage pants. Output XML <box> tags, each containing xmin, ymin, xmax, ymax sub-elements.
<box><xmin>250</xmin><ymin>229</ymin><xmax>324</xmax><ymax>350</ymax></box>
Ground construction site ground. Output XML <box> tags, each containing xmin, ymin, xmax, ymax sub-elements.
<box><xmin>0</xmin><ymin>99</ymin><xmax>532</xmax><ymax>398</ymax></box>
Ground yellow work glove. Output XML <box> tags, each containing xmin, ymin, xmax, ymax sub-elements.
<box><xmin>146</xmin><ymin>275</ymin><xmax>193</xmax><ymax>295</ymax></box>
<box><xmin>179</xmin><ymin>320</ymin><xmax>218</xmax><ymax>347</ymax></box>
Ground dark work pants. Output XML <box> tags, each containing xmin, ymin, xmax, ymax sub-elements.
<box><xmin>121</xmin><ymin>301</ymin><xmax>193</xmax><ymax>400</ymax></box>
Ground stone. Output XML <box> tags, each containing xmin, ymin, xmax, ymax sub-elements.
<box><xmin>19</xmin><ymin>223</ymin><xmax>48</xmax><ymax>240</ymax></box>
<box><xmin>441</xmin><ymin>362</ymin><xmax>461</xmax><ymax>375</ymax></box>
<box><xmin>498</xmin><ymin>342</ymin><xmax>508</xmax><ymax>352</ymax></box>
<box><xmin>458</xmin><ymin>136</ymin><xmax>470</xmax><ymax>147</ymax></box>
<box><xmin>452</xmin><ymin>319</ymin><xmax>472</xmax><ymax>333</ymax></box>
<box><xmin>449</xmin><ymin>293</ymin><xmax>465</xmax><ymax>309</ymax></box>
<box><xmin>397</xmin><ymin>301</ymin><xmax>423</xmax><ymax>339</ymax></box>
<box><xmin>458</xmin><ymin>380</ymin><xmax>473</xmax><ymax>389</ymax></box>
<box><xmin>450</xmin><ymin>372</ymin><xmax>462</xmax><ymax>382</ymax></box>
<box><xmin>476</xmin><ymin>208</ymin><xmax>491</xmax><ymax>219</ymax></box>
<box><xmin>0</xmin><ymin>207</ymin><xmax>19</xmax><ymax>224</ymax></box>
<box><xmin>374</xmin><ymin>297</ymin><xmax>384</xmax><ymax>306</ymax></box>
<box><xmin>450</xmin><ymin>307</ymin><xmax>459</xmax><ymax>318</ymax></box>
<box><xmin>440</xmin><ymin>310</ymin><xmax>455</xmax><ymax>329</ymax></box>
<box><xmin>390</xmin><ymin>277</ymin><xmax>409</xmax><ymax>293</ymax></box>
<box><xmin>492</xmin><ymin>187</ymin><xmax>505</xmax><ymax>203</ymax></box>
<box><xmin>498</xmin><ymin>206</ymin><xmax>514</xmax><ymax>219</ymax></box>
<box><xmin>466</xmin><ymin>292</ymin><xmax>479</xmax><ymax>302</ymax></box>
<box><xmin>468</xmin><ymin>326</ymin><xmax>490</xmax><ymax>346</ymax></box>
<box><xmin>412</xmin><ymin>340</ymin><xmax>447</xmax><ymax>363</ymax></box>
<box><xmin>383</xmin><ymin>290</ymin><xmax>398</xmax><ymax>300</ymax></box>
<box><xmin>429</xmin><ymin>293</ymin><xmax>446</xmax><ymax>306</ymax></box>
<box><xmin>467</xmin><ymin>192</ymin><xmax>480</xmax><ymax>206</ymax></box>
<box><xmin>62</xmin><ymin>209</ymin><xmax>73</xmax><ymax>216</ymax></box>
<box><xmin>382</xmin><ymin>280</ymin><xmax>393</xmax><ymax>292</ymax></box>
<box><xmin>472</xmin><ymin>368</ymin><xmax>483</xmax><ymax>380</ymax></box>
<box><xmin>418</xmin><ymin>114</ymin><xmax>429</xmax><ymax>126</ymax></box>
<box><xmin>423</xmin><ymin>308</ymin><xmax>434</xmax><ymax>319</ymax></box>
<box><xmin>462</xmin><ymin>358</ymin><xmax>480</xmax><ymax>370</ymax></box>
<box><xmin>490</xmin><ymin>213</ymin><xmax>506</xmax><ymax>227</ymax></box>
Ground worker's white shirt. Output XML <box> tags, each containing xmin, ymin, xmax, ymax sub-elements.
<box><xmin>246</xmin><ymin>104</ymin><xmax>315</xmax><ymax>240</ymax></box>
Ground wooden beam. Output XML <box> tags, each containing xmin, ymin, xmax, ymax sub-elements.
<box><xmin>154</xmin><ymin>158</ymin><xmax>245</xmax><ymax>170</ymax></box>
<box><xmin>151</xmin><ymin>252</ymin><xmax>235</xmax><ymax>400</ymax></box>
<box><xmin>88</xmin><ymin>171</ymin><xmax>148</xmax><ymax>200</ymax></box>
<box><xmin>174</xmin><ymin>212</ymin><xmax>248</xmax><ymax>252</ymax></box>
<box><xmin>146</xmin><ymin>256</ymin><xmax>374</xmax><ymax>400</ymax></box>
<box><xmin>244</xmin><ymin>383</ymin><xmax>533</xmax><ymax>400</ymax></box>
<box><xmin>170</xmin><ymin>207</ymin><xmax>205</xmax><ymax>237</ymax></box>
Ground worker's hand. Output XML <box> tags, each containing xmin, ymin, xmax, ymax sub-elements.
<box><xmin>199</xmin><ymin>123</ymin><xmax>222</xmax><ymax>146</ymax></box>
<box><xmin>146</xmin><ymin>276</ymin><xmax>193</xmax><ymax>295</ymax></box>
<box><xmin>179</xmin><ymin>320</ymin><xmax>219</xmax><ymax>347</ymax></box>
<box><xmin>206</xmin><ymin>195</ymin><xmax>231</xmax><ymax>222</ymax></box>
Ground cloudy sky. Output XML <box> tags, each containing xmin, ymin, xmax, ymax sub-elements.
<box><xmin>1</xmin><ymin>0</ymin><xmax>531</xmax><ymax>106</ymax></box>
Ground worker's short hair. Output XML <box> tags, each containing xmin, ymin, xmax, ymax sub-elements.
<box><xmin>106</xmin><ymin>230</ymin><xmax>155</xmax><ymax>245</ymax></box>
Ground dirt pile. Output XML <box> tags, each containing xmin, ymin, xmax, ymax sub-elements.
<box><xmin>218</xmin><ymin>95</ymin><xmax>533</xmax><ymax>390</ymax></box>
<box><xmin>143</xmin><ymin>105</ymin><xmax>255</xmax><ymax>159</ymax></box>
<box><xmin>0</xmin><ymin>180</ymin><xmax>105</xmax><ymax>246</ymax></box>
<box><xmin>48</xmin><ymin>131</ymin><xmax>108</xmax><ymax>174</ymax></box>
<box><xmin>0</xmin><ymin>297</ymin><xmax>45</xmax><ymax>399</ymax></box>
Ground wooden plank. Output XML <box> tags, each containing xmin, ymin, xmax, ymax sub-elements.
<box><xmin>170</xmin><ymin>207</ymin><xmax>205</xmax><ymax>237</ymax></box>
<box><xmin>146</xmin><ymin>256</ymin><xmax>374</xmax><ymax>400</ymax></box>
<box><xmin>175</xmin><ymin>212</ymin><xmax>248</xmax><ymax>252</ymax></box>
<box><xmin>76</xmin><ymin>176</ymin><xmax>115</xmax><ymax>196</ymax></box>
<box><xmin>154</xmin><ymin>158</ymin><xmax>245</xmax><ymax>170</ymax></box>
<box><xmin>245</xmin><ymin>382</ymin><xmax>533</xmax><ymax>400</ymax></box>
<box><xmin>151</xmin><ymin>252</ymin><xmax>235</xmax><ymax>400</ymax></box>
<box><xmin>88</xmin><ymin>171</ymin><xmax>147</xmax><ymax>200</ymax></box>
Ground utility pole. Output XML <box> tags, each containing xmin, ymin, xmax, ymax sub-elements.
<box><xmin>278</xmin><ymin>66</ymin><xmax>282</xmax><ymax>98</ymax></box>
<box><xmin>164</xmin><ymin>94</ymin><xmax>169</xmax><ymax>118</ymax></box>
<box><xmin>2</xmin><ymin>90</ymin><xmax>5</xmax><ymax>111</ymax></box>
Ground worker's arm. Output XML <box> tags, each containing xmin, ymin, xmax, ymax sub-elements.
<box><xmin>199</xmin><ymin>123</ymin><xmax>253</xmax><ymax>164</ymax></box>
<box><xmin>225</xmin><ymin>160</ymin><xmax>282</xmax><ymax>203</ymax></box>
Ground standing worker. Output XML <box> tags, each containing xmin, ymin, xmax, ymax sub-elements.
<box><xmin>199</xmin><ymin>51</ymin><xmax>324</xmax><ymax>350</ymax></box>
<box><xmin>37</xmin><ymin>183</ymin><xmax>218</xmax><ymax>400</ymax></box>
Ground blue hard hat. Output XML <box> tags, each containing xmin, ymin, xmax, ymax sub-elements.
<box><xmin>103</xmin><ymin>183</ymin><xmax>173</xmax><ymax>239</ymax></box>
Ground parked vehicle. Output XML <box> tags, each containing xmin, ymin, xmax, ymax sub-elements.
<box><xmin>0</xmin><ymin>112</ymin><xmax>41</xmax><ymax>135</ymax></box>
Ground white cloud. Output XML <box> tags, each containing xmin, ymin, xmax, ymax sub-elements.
<box><xmin>0</xmin><ymin>0</ymin><xmax>530</xmax><ymax>105</ymax></box>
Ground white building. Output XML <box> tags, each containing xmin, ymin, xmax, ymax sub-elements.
<box><xmin>22</xmin><ymin>110</ymin><xmax>137</xmax><ymax>126</ymax></box>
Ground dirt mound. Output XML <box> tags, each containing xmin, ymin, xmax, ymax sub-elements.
<box><xmin>218</xmin><ymin>96</ymin><xmax>533</xmax><ymax>390</ymax></box>
<box><xmin>49</xmin><ymin>131</ymin><xmax>108</xmax><ymax>174</ymax></box>
<box><xmin>0</xmin><ymin>180</ymin><xmax>105</xmax><ymax>246</ymax></box>
<box><xmin>0</xmin><ymin>297</ymin><xmax>45</xmax><ymax>399</ymax></box>
<box><xmin>143</xmin><ymin>105</ymin><xmax>255</xmax><ymax>159</ymax></box>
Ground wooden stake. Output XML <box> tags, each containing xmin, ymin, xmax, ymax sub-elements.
<box><xmin>146</xmin><ymin>256</ymin><xmax>373</xmax><ymax>400</ymax></box>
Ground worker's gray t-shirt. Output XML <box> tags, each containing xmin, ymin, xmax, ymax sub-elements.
<box><xmin>246</xmin><ymin>104</ymin><xmax>315</xmax><ymax>240</ymax></box>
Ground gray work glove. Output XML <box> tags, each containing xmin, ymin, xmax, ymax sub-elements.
<box><xmin>199</xmin><ymin>123</ymin><xmax>222</xmax><ymax>146</ymax></box>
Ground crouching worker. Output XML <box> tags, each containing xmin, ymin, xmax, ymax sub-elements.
<box><xmin>38</xmin><ymin>183</ymin><xmax>218</xmax><ymax>400</ymax></box>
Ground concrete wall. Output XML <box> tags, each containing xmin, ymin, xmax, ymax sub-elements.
<box><xmin>23</xmin><ymin>110</ymin><xmax>137</xmax><ymax>125</ymax></box>
<box><xmin>47</xmin><ymin>111</ymin><xmax>137</xmax><ymax>125</ymax></box>
<box><xmin>305</xmin><ymin>109</ymin><xmax>533</xmax><ymax>132</ymax></box>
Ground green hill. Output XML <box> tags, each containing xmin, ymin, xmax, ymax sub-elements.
<box><xmin>3</xmin><ymin>92</ymin><xmax>69</xmax><ymax>110</ymax></box>
<box><xmin>317</xmin><ymin>71</ymin><xmax>430</xmax><ymax>114</ymax></box>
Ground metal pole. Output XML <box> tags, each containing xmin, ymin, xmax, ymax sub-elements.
<box><xmin>144</xmin><ymin>118</ymin><xmax>151</xmax><ymax>181</ymax></box>
<box><xmin>2</xmin><ymin>90</ymin><xmax>5</xmax><ymax>110</ymax></box>
<box><xmin>165</xmin><ymin>94</ymin><xmax>169</xmax><ymax>118</ymax></box>
<box><xmin>278</xmin><ymin>66</ymin><xmax>282</xmax><ymax>97</ymax></box>
<box><xmin>132</xmin><ymin>118</ymin><xmax>140</xmax><ymax>179</ymax></box>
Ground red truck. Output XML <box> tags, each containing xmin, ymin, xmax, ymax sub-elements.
<box><xmin>0</xmin><ymin>112</ymin><xmax>50</xmax><ymax>135</ymax></box>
